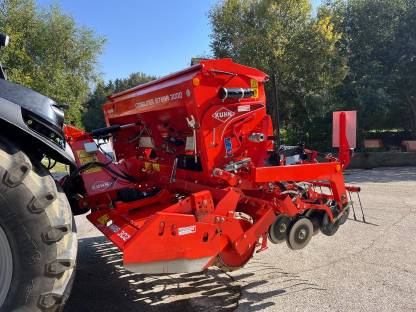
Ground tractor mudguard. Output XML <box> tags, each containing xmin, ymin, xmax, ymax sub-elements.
<box><xmin>0</xmin><ymin>79</ymin><xmax>75</xmax><ymax>165</ymax></box>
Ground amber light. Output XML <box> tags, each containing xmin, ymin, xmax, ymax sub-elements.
<box><xmin>192</xmin><ymin>78</ymin><xmax>200</xmax><ymax>86</ymax></box>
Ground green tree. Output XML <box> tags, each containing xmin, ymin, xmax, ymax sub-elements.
<box><xmin>82</xmin><ymin>72</ymin><xmax>156</xmax><ymax>131</ymax></box>
<box><xmin>324</xmin><ymin>0</ymin><xmax>416</xmax><ymax>134</ymax></box>
<box><xmin>0</xmin><ymin>0</ymin><xmax>105</xmax><ymax>127</ymax></box>
<box><xmin>210</xmin><ymin>0</ymin><xmax>346</xmax><ymax>148</ymax></box>
<box><xmin>388</xmin><ymin>0</ymin><xmax>416</xmax><ymax>132</ymax></box>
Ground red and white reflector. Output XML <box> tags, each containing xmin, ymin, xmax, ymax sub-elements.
<box><xmin>332</xmin><ymin>111</ymin><xmax>357</xmax><ymax>148</ymax></box>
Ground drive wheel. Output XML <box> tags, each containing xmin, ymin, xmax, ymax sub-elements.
<box><xmin>0</xmin><ymin>140</ymin><xmax>77</xmax><ymax>312</ymax></box>
<box><xmin>0</xmin><ymin>224</ymin><xmax>13</xmax><ymax>308</ymax></box>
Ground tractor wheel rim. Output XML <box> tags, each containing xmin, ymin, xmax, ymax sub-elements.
<box><xmin>0</xmin><ymin>224</ymin><xmax>13</xmax><ymax>307</ymax></box>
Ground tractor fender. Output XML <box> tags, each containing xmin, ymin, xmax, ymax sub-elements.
<box><xmin>0</xmin><ymin>97</ymin><xmax>75</xmax><ymax>166</ymax></box>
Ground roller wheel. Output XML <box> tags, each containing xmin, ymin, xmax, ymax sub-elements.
<box><xmin>310</xmin><ymin>216</ymin><xmax>321</xmax><ymax>235</ymax></box>
<box><xmin>215</xmin><ymin>218</ymin><xmax>255</xmax><ymax>272</ymax></box>
<box><xmin>286</xmin><ymin>218</ymin><xmax>313</xmax><ymax>250</ymax></box>
<box><xmin>268</xmin><ymin>214</ymin><xmax>291</xmax><ymax>244</ymax></box>
<box><xmin>0</xmin><ymin>139</ymin><xmax>77</xmax><ymax>311</ymax></box>
<box><xmin>320</xmin><ymin>212</ymin><xmax>340</xmax><ymax>236</ymax></box>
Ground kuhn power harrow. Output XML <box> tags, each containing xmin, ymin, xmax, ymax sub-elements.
<box><xmin>62</xmin><ymin>59</ymin><xmax>363</xmax><ymax>273</ymax></box>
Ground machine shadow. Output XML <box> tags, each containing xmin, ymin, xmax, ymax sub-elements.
<box><xmin>64</xmin><ymin>236</ymin><xmax>325</xmax><ymax>312</ymax></box>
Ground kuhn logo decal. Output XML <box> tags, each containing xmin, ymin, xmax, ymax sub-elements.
<box><xmin>212</xmin><ymin>107</ymin><xmax>235</xmax><ymax>122</ymax></box>
<box><xmin>91</xmin><ymin>180</ymin><xmax>114</xmax><ymax>191</ymax></box>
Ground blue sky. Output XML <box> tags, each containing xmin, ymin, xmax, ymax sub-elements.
<box><xmin>37</xmin><ymin>0</ymin><xmax>321</xmax><ymax>82</ymax></box>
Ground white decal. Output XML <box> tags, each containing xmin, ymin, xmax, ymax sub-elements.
<box><xmin>185</xmin><ymin>136</ymin><xmax>195</xmax><ymax>151</ymax></box>
<box><xmin>135</xmin><ymin>91</ymin><xmax>183</xmax><ymax>109</ymax></box>
<box><xmin>238</xmin><ymin>105</ymin><xmax>251</xmax><ymax>112</ymax></box>
<box><xmin>117</xmin><ymin>230</ymin><xmax>131</xmax><ymax>242</ymax></box>
<box><xmin>212</xmin><ymin>107</ymin><xmax>235</xmax><ymax>123</ymax></box>
<box><xmin>139</xmin><ymin>136</ymin><xmax>155</xmax><ymax>148</ymax></box>
<box><xmin>91</xmin><ymin>180</ymin><xmax>114</xmax><ymax>191</ymax></box>
<box><xmin>108</xmin><ymin>224</ymin><xmax>121</xmax><ymax>234</ymax></box>
<box><xmin>169</xmin><ymin>91</ymin><xmax>182</xmax><ymax>101</ymax></box>
<box><xmin>178</xmin><ymin>225</ymin><xmax>196</xmax><ymax>236</ymax></box>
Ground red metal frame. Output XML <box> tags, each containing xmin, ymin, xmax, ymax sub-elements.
<box><xmin>63</xmin><ymin>59</ymin><xmax>358</xmax><ymax>274</ymax></box>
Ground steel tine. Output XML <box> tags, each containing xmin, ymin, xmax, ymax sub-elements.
<box><xmin>348</xmin><ymin>190</ymin><xmax>357</xmax><ymax>221</ymax></box>
<box><xmin>357</xmin><ymin>192</ymin><xmax>366</xmax><ymax>223</ymax></box>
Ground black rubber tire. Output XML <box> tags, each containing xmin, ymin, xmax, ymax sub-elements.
<box><xmin>0</xmin><ymin>141</ymin><xmax>77</xmax><ymax>312</ymax></box>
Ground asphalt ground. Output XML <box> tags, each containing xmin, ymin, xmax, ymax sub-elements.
<box><xmin>64</xmin><ymin>167</ymin><xmax>416</xmax><ymax>312</ymax></box>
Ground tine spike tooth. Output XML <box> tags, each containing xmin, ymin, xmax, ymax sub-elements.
<box><xmin>348</xmin><ymin>190</ymin><xmax>357</xmax><ymax>221</ymax></box>
<box><xmin>357</xmin><ymin>192</ymin><xmax>366</xmax><ymax>223</ymax></box>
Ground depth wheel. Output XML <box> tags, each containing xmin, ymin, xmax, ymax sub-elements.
<box><xmin>268</xmin><ymin>214</ymin><xmax>291</xmax><ymax>244</ymax></box>
<box><xmin>286</xmin><ymin>218</ymin><xmax>313</xmax><ymax>250</ymax></box>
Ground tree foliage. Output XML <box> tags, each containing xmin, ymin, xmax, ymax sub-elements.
<box><xmin>0</xmin><ymin>0</ymin><xmax>105</xmax><ymax>127</ymax></box>
<box><xmin>210</xmin><ymin>0</ymin><xmax>347</xmax><ymax>147</ymax></box>
<box><xmin>210</xmin><ymin>0</ymin><xmax>416</xmax><ymax>148</ymax></box>
<box><xmin>322</xmin><ymin>0</ymin><xmax>415</xmax><ymax>133</ymax></box>
<box><xmin>82</xmin><ymin>72</ymin><xmax>156</xmax><ymax>131</ymax></box>
<box><xmin>391</xmin><ymin>1</ymin><xmax>416</xmax><ymax>131</ymax></box>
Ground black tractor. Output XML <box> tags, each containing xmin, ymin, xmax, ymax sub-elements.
<box><xmin>0</xmin><ymin>32</ymin><xmax>77</xmax><ymax>311</ymax></box>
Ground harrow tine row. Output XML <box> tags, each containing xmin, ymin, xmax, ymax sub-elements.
<box><xmin>357</xmin><ymin>192</ymin><xmax>366</xmax><ymax>223</ymax></box>
<box><xmin>347</xmin><ymin>189</ymin><xmax>367</xmax><ymax>223</ymax></box>
<box><xmin>348</xmin><ymin>190</ymin><xmax>358</xmax><ymax>221</ymax></box>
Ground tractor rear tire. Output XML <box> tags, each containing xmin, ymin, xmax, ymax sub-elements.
<box><xmin>0</xmin><ymin>141</ymin><xmax>77</xmax><ymax>312</ymax></box>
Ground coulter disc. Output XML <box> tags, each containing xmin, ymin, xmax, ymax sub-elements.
<box><xmin>268</xmin><ymin>214</ymin><xmax>291</xmax><ymax>244</ymax></box>
<box><xmin>286</xmin><ymin>218</ymin><xmax>313</xmax><ymax>250</ymax></box>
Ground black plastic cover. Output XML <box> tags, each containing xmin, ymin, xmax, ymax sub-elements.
<box><xmin>0</xmin><ymin>79</ymin><xmax>74</xmax><ymax>165</ymax></box>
